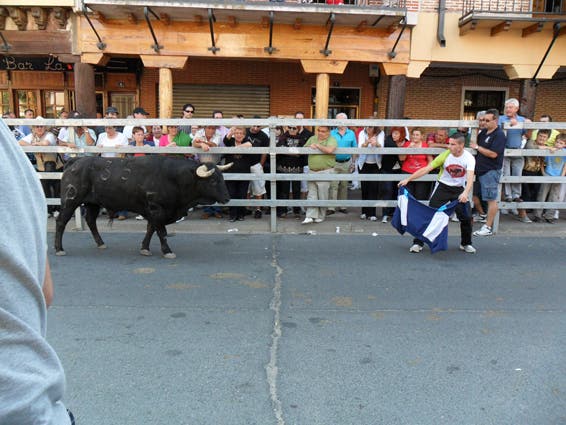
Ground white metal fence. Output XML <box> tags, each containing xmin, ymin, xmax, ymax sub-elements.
<box><xmin>6</xmin><ymin>117</ymin><xmax>566</xmax><ymax>233</ymax></box>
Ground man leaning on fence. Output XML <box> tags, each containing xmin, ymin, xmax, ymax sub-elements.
<box><xmin>302</xmin><ymin>126</ymin><xmax>337</xmax><ymax>224</ymax></box>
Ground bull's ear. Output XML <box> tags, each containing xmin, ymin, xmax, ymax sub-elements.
<box><xmin>217</xmin><ymin>162</ymin><xmax>233</xmax><ymax>171</ymax></box>
<box><xmin>196</xmin><ymin>164</ymin><xmax>215</xmax><ymax>178</ymax></box>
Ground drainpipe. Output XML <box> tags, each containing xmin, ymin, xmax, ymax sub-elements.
<box><xmin>437</xmin><ymin>0</ymin><xmax>447</xmax><ymax>47</ymax></box>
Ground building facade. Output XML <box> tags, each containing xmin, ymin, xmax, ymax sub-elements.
<box><xmin>0</xmin><ymin>0</ymin><xmax>564</xmax><ymax>120</ymax></box>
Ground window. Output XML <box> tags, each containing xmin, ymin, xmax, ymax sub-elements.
<box><xmin>0</xmin><ymin>90</ymin><xmax>9</xmax><ymax>115</ymax></box>
<box><xmin>462</xmin><ymin>88</ymin><xmax>507</xmax><ymax>120</ymax></box>
<box><xmin>311</xmin><ymin>87</ymin><xmax>360</xmax><ymax>119</ymax></box>
<box><xmin>16</xmin><ymin>90</ymin><xmax>38</xmax><ymax>117</ymax></box>
<box><xmin>109</xmin><ymin>93</ymin><xmax>136</xmax><ymax>118</ymax></box>
<box><xmin>43</xmin><ymin>90</ymin><xmax>66</xmax><ymax>118</ymax></box>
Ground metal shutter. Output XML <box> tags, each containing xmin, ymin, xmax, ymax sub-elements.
<box><xmin>172</xmin><ymin>84</ymin><xmax>270</xmax><ymax>118</ymax></box>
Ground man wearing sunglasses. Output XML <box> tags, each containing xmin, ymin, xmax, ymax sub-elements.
<box><xmin>180</xmin><ymin>103</ymin><xmax>195</xmax><ymax>135</ymax></box>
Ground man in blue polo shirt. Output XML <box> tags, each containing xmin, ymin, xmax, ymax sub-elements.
<box><xmin>329</xmin><ymin>112</ymin><xmax>357</xmax><ymax>214</ymax></box>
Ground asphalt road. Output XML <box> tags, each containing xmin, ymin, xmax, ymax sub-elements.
<box><xmin>47</xmin><ymin>232</ymin><xmax>566</xmax><ymax>425</ymax></box>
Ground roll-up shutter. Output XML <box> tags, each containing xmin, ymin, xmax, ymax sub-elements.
<box><xmin>172</xmin><ymin>84</ymin><xmax>270</xmax><ymax>118</ymax></box>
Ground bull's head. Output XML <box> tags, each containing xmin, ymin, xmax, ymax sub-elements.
<box><xmin>194</xmin><ymin>162</ymin><xmax>232</xmax><ymax>205</ymax></box>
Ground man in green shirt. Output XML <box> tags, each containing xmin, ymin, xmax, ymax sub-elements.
<box><xmin>302</xmin><ymin>126</ymin><xmax>337</xmax><ymax>224</ymax></box>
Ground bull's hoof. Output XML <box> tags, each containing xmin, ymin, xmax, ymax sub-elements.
<box><xmin>55</xmin><ymin>250</ymin><xmax>66</xmax><ymax>256</ymax></box>
<box><xmin>140</xmin><ymin>249</ymin><xmax>152</xmax><ymax>256</ymax></box>
<box><xmin>163</xmin><ymin>252</ymin><xmax>176</xmax><ymax>259</ymax></box>
<box><xmin>97</xmin><ymin>244</ymin><xmax>107</xmax><ymax>250</ymax></box>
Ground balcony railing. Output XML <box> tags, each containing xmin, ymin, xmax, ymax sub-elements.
<box><xmin>462</xmin><ymin>0</ymin><xmax>565</xmax><ymax>17</ymax></box>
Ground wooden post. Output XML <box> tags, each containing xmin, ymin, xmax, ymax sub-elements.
<box><xmin>519</xmin><ymin>79</ymin><xmax>537</xmax><ymax>120</ymax></box>
<box><xmin>74</xmin><ymin>62</ymin><xmax>97</xmax><ymax>118</ymax></box>
<box><xmin>386</xmin><ymin>75</ymin><xmax>406</xmax><ymax>119</ymax></box>
<box><xmin>159</xmin><ymin>68</ymin><xmax>173</xmax><ymax>119</ymax></box>
<box><xmin>314</xmin><ymin>73</ymin><xmax>330</xmax><ymax>119</ymax></box>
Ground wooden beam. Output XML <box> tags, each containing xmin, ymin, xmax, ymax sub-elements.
<box><xmin>386</xmin><ymin>75</ymin><xmax>406</xmax><ymax>119</ymax></box>
<box><xmin>81</xmin><ymin>53</ymin><xmax>109</xmax><ymax>66</ymax></box>
<box><xmin>159</xmin><ymin>68</ymin><xmax>173</xmax><ymax>119</ymax></box>
<box><xmin>0</xmin><ymin>30</ymin><xmax>71</xmax><ymax>54</ymax></box>
<box><xmin>380</xmin><ymin>62</ymin><xmax>408</xmax><ymax>76</ymax></box>
<box><xmin>522</xmin><ymin>22</ymin><xmax>544</xmax><ymax>37</ymax></box>
<box><xmin>459</xmin><ymin>19</ymin><xmax>477</xmax><ymax>36</ymax></box>
<box><xmin>314</xmin><ymin>73</ymin><xmax>330</xmax><ymax>119</ymax></box>
<box><xmin>140</xmin><ymin>55</ymin><xmax>187</xmax><ymax>69</ymax></box>
<box><xmin>490</xmin><ymin>20</ymin><xmax>511</xmax><ymax>36</ymax></box>
<box><xmin>55</xmin><ymin>54</ymin><xmax>80</xmax><ymax>63</ymax></box>
<box><xmin>74</xmin><ymin>62</ymin><xmax>97</xmax><ymax>118</ymax></box>
<box><xmin>557</xmin><ymin>25</ymin><xmax>566</xmax><ymax>38</ymax></box>
<box><xmin>301</xmin><ymin>59</ymin><xmax>348</xmax><ymax>74</ymax></box>
<box><xmin>31</xmin><ymin>7</ymin><xmax>49</xmax><ymax>30</ymax></box>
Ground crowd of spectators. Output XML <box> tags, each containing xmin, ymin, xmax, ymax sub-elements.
<box><xmin>3</xmin><ymin>99</ymin><xmax>565</xmax><ymax>228</ymax></box>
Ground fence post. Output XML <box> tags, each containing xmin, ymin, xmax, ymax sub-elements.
<box><xmin>269</xmin><ymin>123</ymin><xmax>278</xmax><ymax>233</ymax></box>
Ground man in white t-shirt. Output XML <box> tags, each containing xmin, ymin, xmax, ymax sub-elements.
<box><xmin>399</xmin><ymin>132</ymin><xmax>476</xmax><ymax>253</ymax></box>
<box><xmin>122</xmin><ymin>107</ymin><xmax>149</xmax><ymax>141</ymax></box>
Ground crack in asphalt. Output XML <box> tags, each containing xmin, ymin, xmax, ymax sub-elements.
<box><xmin>266</xmin><ymin>238</ymin><xmax>285</xmax><ymax>425</ymax></box>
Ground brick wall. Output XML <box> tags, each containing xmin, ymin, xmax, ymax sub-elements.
<box><xmin>139</xmin><ymin>58</ymin><xmax>376</xmax><ymax>119</ymax></box>
<box><xmin>139</xmin><ymin>61</ymin><xmax>566</xmax><ymax>123</ymax></box>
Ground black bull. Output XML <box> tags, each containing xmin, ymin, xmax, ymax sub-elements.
<box><xmin>54</xmin><ymin>156</ymin><xmax>231</xmax><ymax>258</ymax></box>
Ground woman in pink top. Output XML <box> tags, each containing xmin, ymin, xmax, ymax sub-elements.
<box><xmin>399</xmin><ymin>128</ymin><xmax>433</xmax><ymax>200</ymax></box>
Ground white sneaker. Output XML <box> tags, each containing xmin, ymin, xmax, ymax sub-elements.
<box><xmin>473</xmin><ymin>224</ymin><xmax>493</xmax><ymax>236</ymax></box>
<box><xmin>302</xmin><ymin>217</ymin><xmax>314</xmax><ymax>225</ymax></box>
<box><xmin>409</xmin><ymin>244</ymin><xmax>423</xmax><ymax>253</ymax></box>
<box><xmin>459</xmin><ymin>244</ymin><xmax>476</xmax><ymax>254</ymax></box>
<box><xmin>136</xmin><ymin>215</ymin><xmax>144</xmax><ymax>221</ymax></box>
<box><xmin>369</xmin><ymin>216</ymin><xmax>377</xmax><ymax>221</ymax></box>
<box><xmin>360</xmin><ymin>213</ymin><xmax>367</xmax><ymax>220</ymax></box>
<box><xmin>450</xmin><ymin>214</ymin><xmax>459</xmax><ymax>222</ymax></box>
<box><xmin>314</xmin><ymin>218</ymin><xmax>324</xmax><ymax>223</ymax></box>
<box><xmin>52</xmin><ymin>211</ymin><xmax>60</xmax><ymax>219</ymax></box>
<box><xmin>381</xmin><ymin>215</ymin><xmax>389</xmax><ymax>223</ymax></box>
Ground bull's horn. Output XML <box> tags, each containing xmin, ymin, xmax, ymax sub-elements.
<box><xmin>196</xmin><ymin>164</ymin><xmax>215</xmax><ymax>178</ymax></box>
<box><xmin>217</xmin><ymin>162</ymin><xmax>233</xmax><ymax>171</ymax></box>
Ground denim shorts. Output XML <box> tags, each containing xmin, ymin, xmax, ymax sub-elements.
<box><xmin>478</xmin><ymin>169</ymin><xmax>502</xmax><ymax>201</ymax></box>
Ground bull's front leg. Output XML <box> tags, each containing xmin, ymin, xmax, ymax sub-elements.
<box><xmin>140</xmin><ymin>222</ymin><xmax>156</xmax><ymax>256</ymax></box>
<box><xmin>156</xmin><ymin>224</ymin><xmax>175</xmax><ymax>259</ymax></box>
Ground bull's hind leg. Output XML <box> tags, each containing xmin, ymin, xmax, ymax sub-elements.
<box><xmin>156</xmin><ymin>225</ymin><xmax>175</xmax><ymax>259</ymax></box>
<box><xmin>84</xmin><ymin>204</ymin><xmax>106</xmax><ymax>249</ymax></box>
<box><xmin>140</xmin><ymin>223</ymin><xmax>156</xmax><ymax>256</ymax></box>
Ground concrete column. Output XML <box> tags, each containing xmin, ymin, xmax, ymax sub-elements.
<box><xmin>74</xmin><ymin>62</ymin><xmax>96</xmax><ymax>118</ymax></box>
<box><xmin>386</xmin><ymin>75</ymin><xmax>406</xmax><ymax>119</ymax></box>
<box><xmin>314</xmin><ymin>73</ymin><xmax>330</xmax><ymax>119</ymax></box>
<box><xmin>159</xmin><ymin>68</ymin><xmax>173</xmax><ymax>119</ymax></box>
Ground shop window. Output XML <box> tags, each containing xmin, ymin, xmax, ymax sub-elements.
<box><xmin>0</xmin><ymin>90</ymin><xmax>9</xmax><ymax>115</ymax></box>
<box><xmin>462</xmin><ymin>88</ymin><xmax>507</xmax><ymax>120</ymax></box>
<box><xmin>311</xmin><ymin>87</ymin><xmax>360</xmax><ymax>119</ymax></box>
<box><xmin>16</xmin><ymin>90</ymin><xmax>39</xmax><ymax>117</ymax></box>
<box><xmin>43</xmin><ymin>90</ymin><xmax>66</xmax><ymax>118</ymax></box>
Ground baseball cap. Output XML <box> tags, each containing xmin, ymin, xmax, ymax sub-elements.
<box><xmin>106</xmin><ymin>106</ymin><xmax>119</xmax><ymax>114</ymax></box>
<box><xmin>133</xmin><ymin>107</ymin><xmax>149</xmax><ymax>115</ymax></box>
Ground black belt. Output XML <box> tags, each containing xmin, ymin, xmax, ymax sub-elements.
<box><xmin>336</xmin><ymin>158</ymin><xmax>351</xmax><ymax>163</ymax></box>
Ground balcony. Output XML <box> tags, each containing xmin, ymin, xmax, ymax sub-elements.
<box><xmin>459</xmin><ymin>0</ymin><xmax>566</xmax><ymax>36</ymax></box>
<box><xmin>82</xmin><ymin>0</ymin><xmax>408</xmax><ymax>30</ymax></box>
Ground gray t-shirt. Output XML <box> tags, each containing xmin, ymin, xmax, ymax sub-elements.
<box><xmin>0</xmin><ymin>120</ymin><xmax>70</xmax><ymax>424</ymax></box>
